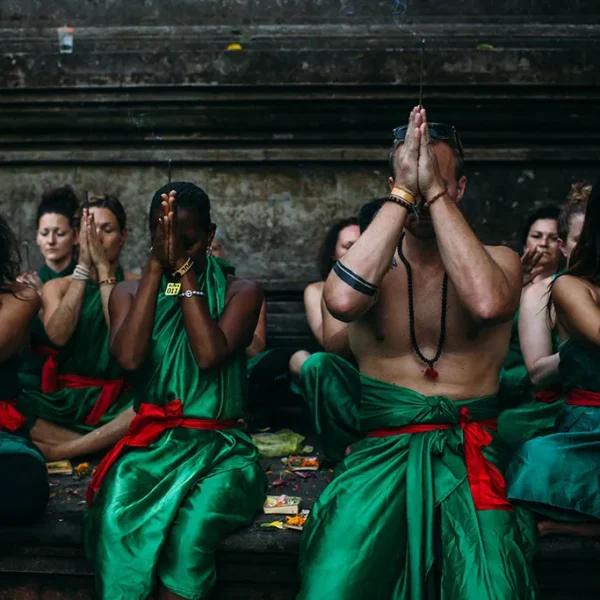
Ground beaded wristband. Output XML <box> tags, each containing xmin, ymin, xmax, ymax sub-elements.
<box><xmin>426</xmin><ymin>187</ymin><xmax>449</xmax><ymax>206</ymax></box>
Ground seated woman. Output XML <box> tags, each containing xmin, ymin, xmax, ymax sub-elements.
<box><xmin>0</xmin><ymin>216</ymin><xmax>49</xmax><ymax>525</ymax></box>
<box><xmin>18</xmin><ymin>185</ymin><xmax>79</xmax><ymax>391</ymax></box>
<box><xmin>289</xmin><ymin>217</ymin><xmax>360</xmax><ymax>375</ymax></box>
<box><xmin>18</xmin><ymin>194</ymin><xmax>138</xmax><ymax>458</ymax></box>
<box><xmin>500</xmin><ymin>206</ymin><xmax>562</xmax><ymax>405</ymax></box>
<box><xmin>506</xmin><ymin>180</ymin><xmax>600</xmax><ymax>537</ymax></box>
<box><xmin>84</xmin><ymin>182</ymin><xmax>266</xmax><ymax>600</ymax></box>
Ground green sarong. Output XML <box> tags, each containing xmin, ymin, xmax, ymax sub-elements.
<box><xmin>18</xmin><ymin>266</ymin><xmax>133</xmax><ymax>433</ymax></box>
<box><xmin>298</xmin><ymin>353</ymin><xmax>538</xmax><ymax>600</ymax></box>
<box><xmin>83</xmin><ymin>256</ymin><xmax>266</xmax><ymax>600</ymax></box>
<box><xmin>507</xmin><ymin>338</ymin><xmax>600</xmax><ymax>521</ymax></box>
<box><xmin>18</xmin><ymin>259</ymin><xmax>76</xmax><ymax>391</ymax></box>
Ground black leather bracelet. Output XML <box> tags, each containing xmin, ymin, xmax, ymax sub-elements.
<box><xmin>333</xmin><ymin>261</ymin><xmax>379</xmax><ymax>297</ymax></box>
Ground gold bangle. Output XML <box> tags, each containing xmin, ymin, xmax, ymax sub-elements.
<box><xmin>172</xmin><ymin>257</ymin><xmax>194</xmax><ymax>279</ymax></box>
<box><xmin>390</xmin><ymin>186</ymin><xmax>416</xmax><ymax>206</ymax></box>
<box><xmin>98</xmin><ymin>277</ymin><xmax>117</xmax><ymax>286</ymax></box>
<box><xmin>426</xmin><ymin>187</ymin><xmax>448</xmax><ymax>206</ymax></box>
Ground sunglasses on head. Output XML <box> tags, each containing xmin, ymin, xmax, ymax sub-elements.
<box><xmin>392</xmin><ymin>122</ymin><xmax>464</xmax><ymax>159</ymax></box>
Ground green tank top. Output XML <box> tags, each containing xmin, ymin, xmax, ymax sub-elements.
<box><xmin>559</xmin><ymin>338</ymin><xmax>600</xmax><ymax>393</ymax></box>
<box><xmin>58</xmin><ymin>266</ymin><xmax>125</xmax><ymax>379</ymax></box>
<box><xmin>131</xmin><ymin>256</ymin><xmax>247</xmax><ymax>419</ymax></box>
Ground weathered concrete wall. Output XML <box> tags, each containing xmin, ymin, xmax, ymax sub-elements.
<box><xmin>1</xmin><ymin>1</ymin><xmax>599</xmax><ymax>281</ymax></box>
<box><xmin>3</xmin><ymin>161</ymin><xmax>597</xmax><ymax>280</ymax></box>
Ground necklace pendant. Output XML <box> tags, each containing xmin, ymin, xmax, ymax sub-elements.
<box><xmin>424</xmin><ymin>367</ymin><xmax>439</xmax><ymax>380</ymax></box>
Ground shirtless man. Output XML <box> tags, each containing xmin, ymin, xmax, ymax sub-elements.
<box><xmin>296</xmin><ymin>108</ymin><xmax>537</xmax><ymax>599</ymax></box>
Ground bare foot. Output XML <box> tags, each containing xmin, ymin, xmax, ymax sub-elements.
<box><xmin>34</xmin><ymin>441</ymin><xmax>59</xmax><ymax>462</ymax></box>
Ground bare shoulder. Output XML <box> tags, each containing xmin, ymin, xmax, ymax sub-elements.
<box><xmin>552</xmin><ymin>274</ymin><xmax>599</xmax><ymax>303</ymax></box>
<box><xmin>0</xmin><ymin>283</ymin><xmax>40</xmax><ymax>305</ymax></box>
<box><xmin>305</xmin><ymin>281</ymin><xmax>325</xmax><ymax>299</ymax></box>
<box><xmin>124</xmin><ymin>271</ymin><xmax>141</xmax><ymax>281</ymax></box>
<box><xmin>523</xmin><ymin>276</ymin><xmax>553</xmax><ymax>305</ymax></box>
<box><xmin>225</xmin><ymin>275</ymin><xmax>263</xmax><ymax>306</ymax></box>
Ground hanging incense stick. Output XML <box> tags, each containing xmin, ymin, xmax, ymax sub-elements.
<box><xmin>168</xmin><ymin>159</ymin><xmax>172</xmax><ymax>185</ymax></box>
<box><xmin>418</xmin><ymin>38</ymin><xmax>425</xmax><ymax>107</ymax></box>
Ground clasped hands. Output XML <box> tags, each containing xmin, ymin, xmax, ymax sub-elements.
<box><xmin>393</xmin><ymin>107</ymin><xmax>447</xmax><ymax>206</ymax></box>
<box><xmin>151</xmin><ymin>191</ymin><xmax>199</xmax><ymax>274</ymax></box>
<box><xmin>79</xmin><ymin>208</ymin><xmax>112</xmax><ymax>279</ymax></box>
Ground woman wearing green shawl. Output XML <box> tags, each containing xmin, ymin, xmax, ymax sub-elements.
<box><xmin>84</xmin><ymin>182</ymin><xmax>266</xmax><ymax>600</ymax></box>
<box><xmin>499</xmin><ymin>207</ymin><xmax>562</xmax><ymax>409</ymax></box>
<box><xmin>506</xmin><ymin>181</ymin><xmax>600</xmax><ymax>538</ymax></box>
<box><xmin>18</xmin><ymin>195</ymin><xmax>137</xmax><ymax>459</ymax></box>
<box><xmin>17</xmin><ymin>185</ymin><xmax>79</xmax><ymax>391</ymax></box>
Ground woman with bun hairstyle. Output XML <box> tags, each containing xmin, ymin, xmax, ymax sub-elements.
<box><xmin>18</xmin><ymin>185</ymin><xmax>79</xmax><ymax>391</ymax></box>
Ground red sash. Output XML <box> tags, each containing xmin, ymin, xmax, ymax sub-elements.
<box><xmin>535</xmin><ymin>386</ymin><xmax>562</xmax><ymax>404</ymax></box>
<box><xmin>566</xmin><ymin>388</ymin><xmax>600</xmax><ymax>407</ymax></box>
<box><xmin>30</xmin><ymin>345</ymin><xmax>59</xmax><ymax>393</ymax></box>
<box><xmin>87</xmin><ymin>400</ymin><xmax>238</xmax><ymax>506</ymax></box>
<box><xmin>31</xmin><ymin>345</ymin><xmax>128</xmax><ymax>427</ymax></box>
<box><xmin>0</xmin><ymin>399</ymin><xmax>26</xmax><ymax>432</ymax></box>
<box><xmin>366</xmin><ymin>407</ymin><xmax>513</xmax><ymax>512</ymax></box>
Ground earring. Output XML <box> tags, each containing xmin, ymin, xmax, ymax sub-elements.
<box><xmin>206</xmin><ymin>246</ymin><xmax>213</xmax><ymax>256</ymax></box>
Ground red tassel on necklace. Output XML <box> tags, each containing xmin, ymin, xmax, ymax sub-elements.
<box><xmin>424</xmin><ymin>367</ymin><xmax>439</xmax><ymax>380</ymax></box>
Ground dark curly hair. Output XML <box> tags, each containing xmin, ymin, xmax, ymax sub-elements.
<box><xmin>317</xmin><ymin>217</ymin><xmax>359</xmax><ymax>281</ymax></box>
<box><xmin>37</xmin><ymin>185</ymin><xmax>79</xmax><ymax>228</ymax></box>
<box><xmin>0</xmin><ymin>215</ymin><xmax>22</xmax><ymax>294</ymax></box>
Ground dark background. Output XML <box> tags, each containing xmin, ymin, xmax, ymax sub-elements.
<box><xmin>1</xmin><ymin>0</ymin><xmax>599</xmax><ymax>279</ymax></box>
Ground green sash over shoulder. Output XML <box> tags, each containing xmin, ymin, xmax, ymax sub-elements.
<box><xmin>298</xmin><ymin>353</ymin><xmax>538</xmax><ymax>600</ymax></box>
<box><xmin>18</xmin><ymin>266</ymin><xmax>133</xmax><ymax>432</ymax></box>
<box><xmin>84</xmin><ymin>256</ymin><xmax>266</xmax><ymax>600</ymax></box>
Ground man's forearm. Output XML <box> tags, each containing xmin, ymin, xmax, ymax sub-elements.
<box><xmin>430</xmin><ymin>196</ymin><xmax>514</xmax><ymax>321</ymax></box>
<box><xmin>324</xmin><ymin>202</ymin><xmax>407</xmax><ymax>322</ymax></box>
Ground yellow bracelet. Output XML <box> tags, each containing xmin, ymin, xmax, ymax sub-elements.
<box><xmin>390</xmin><ymin>186</ymin><xmax>416</xmax><ymax>206</ymax></box>
<box><xmin>98</xmin><ymin>277</ymin><xmax>117</xmax><ymax>286</ymax></box>
<box><xmin>172</xmin><ymin>257</ymin><xmax>194</xmax><ymax>279</ymax></box>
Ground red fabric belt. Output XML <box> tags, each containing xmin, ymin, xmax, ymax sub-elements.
<box><xmin>0</xmin><ymin>399</ymin><xmax>26</xmax><ymax>433</ymax></box>
<box><xmin>535</xmin><ymin>386</ymin><xmax>562</xmax><ymax>404</ymax></box>
<box><xmin>366</xmin><ymin>407</ymin><xmax>513</xmax><ymax>512</ymax></box>
<box><xmin>30</xmin><ymin>345</ymin><xmax>59</xmax><ymax>394</ymax></box>
<box><xmin>87</xmin><ymin>400</ymin><xmax>238</xmax><ymax>506</ymax></box>
<box><xmin>31</xmin><ymin>345</ymin><xmax>129</xmax><ymax>426</ymax></box>
<box><xmin>566</xmin><ymin>388</ymin><xmax>600</xmax><ymax>407</ymax></box>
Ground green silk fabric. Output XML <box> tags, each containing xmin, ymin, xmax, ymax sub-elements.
<box><xmin>18</xmin><ymin>266</ymin><xmax>133</xmax><ymax>433</ymax></box>
<box><xmin>83</xmin><ymin>256</ymin><xmax>266</xmax><ymax>600</ymax></box>
<box><xmin>1</xmin><ymin>352</ymin><xmax>46</xmax><ymax>465</ymax></box>
<box><xmin>507</xmin><ymin>338</ymin><xmax>600</xmax><ymax>521</ymax></box>
<box><xmin>18</xmin><ymin>259</ymin><xmax>76</xmax><ymax>391</ymax></box>
<box><xmin>298</xmin><ymin>353</ymin><xmax>538</xmax><ymax>600</ymax></box>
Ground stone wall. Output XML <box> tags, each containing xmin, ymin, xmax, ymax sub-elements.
<box><xmin>1</xmin><ymin>0</ymin><xmax>599</xmax><ymax>280</ymax></box>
